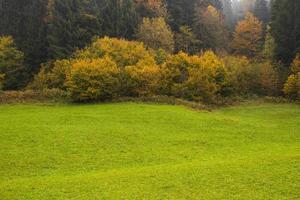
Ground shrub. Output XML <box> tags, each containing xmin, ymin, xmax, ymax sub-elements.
<box><xmin>125</xmin><ymin>56</ymin><xmax>161</xmax><ymax>96</ymax></box>
<box><xmin>158</xmin><ymin>52</ymin><xmax>195</xmax><ymax>96</ymax></box>
<box><xmin>29</xmin><ymin>59</ymin><xmax>72</xmax><ymax>91</ymax></box>
<box><xmin>185</xmin><ymin>51</ymin><xmax>226</xmax><ymax>102</ymax></box>
<box><xmin>257</xmin><ymin>61</ymin><xmax>279</xmax><ymax>96</ymax></box>
<box><xmin>283</xmin><ymin>73</ymin><xmax>300</xmax><ymax>100</ymax></box>
<box><xmin>66</xmin><ymin>56</ymin><xmax>120</xmax><ymax>102</ymax></box>
<box><xmin>283</xmin><ymin>54</ymin><xmax>300</xmax><ymax>100</ymax></box>
<box><xmin>0</xmin><ymin>89</ymin><xmax>68</xmax><ymax>104</ymax></box>
<box><xmin>223</xmin><ymin>56</ymin><xmax>258</xmax><ymax>95</ymax></box>
<box><xmin>75</xmin><ymin>37</ymin><xmax>153</xmax><ymax>68</ymax></box>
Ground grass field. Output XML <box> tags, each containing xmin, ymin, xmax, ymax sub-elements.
<box><xmin>0</xmin><ymin>102</ymin><xmax>300</xmax><ymax>199</ymax></box>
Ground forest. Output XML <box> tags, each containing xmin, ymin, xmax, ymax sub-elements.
<box><xmin>1</xmin><ymin>1</ymin><xmax>300</xmax><ymax>199</ymax></box>
<box><xmin>0</xmin><ymin>0</ymin><xmax>300</xmax><ymax>103</ymax></box>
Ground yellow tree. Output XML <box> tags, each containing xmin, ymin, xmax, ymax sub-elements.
<box><xmin>231</xmin><ymin>12</ymin><xmax>263</xmax><ymax>57</ymax></box>
<box><xmin>136</xmin><ymin>17</ymin><xmax>174</xmax><ymax>53</ymax></box>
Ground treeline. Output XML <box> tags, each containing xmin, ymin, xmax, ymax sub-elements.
<box><xmin>0</xmin><ymin>0</ymin><xmax>300</xmax><ymax>102</ymax></box>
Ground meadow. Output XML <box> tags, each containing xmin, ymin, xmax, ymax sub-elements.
<box><xmin>0</xmin><ymin>102</ymin><xmax>300</xmax><ymax>199</ymax></box>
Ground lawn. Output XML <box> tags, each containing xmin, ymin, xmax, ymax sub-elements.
<box><xmin>0</xmin><ymin>102</ymin><xmax>300</xmax><ymax>199</ymax></box>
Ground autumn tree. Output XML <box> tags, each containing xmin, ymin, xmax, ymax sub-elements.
<box><xmin>134</xmin><ymin>0</ymin><xmax>168</xmax><ymax>18</ymax></box>
<box><xmin>194</xmin><ymin>5</ymin><xmax>228</xmax><ymax>51</ymax></box>
<box><xmin>231</xmin><ymin>12</ymin><xmax>263</xmax><ymax>57</ymax></box>
<box><xmin>175</xmin><ymin>26</ymin><xmax>200</xmax><ymax>55</ymax></box>
<box><xmin>0</xmin><ymin>36</ymin><xmax>25</xmax><ymax>90</ymax></box>
<box><xmin>136</xmin><ymin>17</ymin><xmax>174</xmax><ymax>53</ymax></box>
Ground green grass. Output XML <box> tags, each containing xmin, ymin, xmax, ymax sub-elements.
<box><xmin>0</xmin><ymin>102</ymin><xmax>300</xmax><ymax>199</ymax></box>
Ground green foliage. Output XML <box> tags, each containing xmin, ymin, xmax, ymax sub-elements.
<box><xmin>46</xmin><ymin>0</ymin><xmax>102</xmax><ymax>59</ymax></box>
<box><xmin>66</xmin><ymin>56</ymin><xmax>120</xmax><ymax>102</ymax></box>
<box><xmin>136</xmin><ymin>17</ymin><xmax>175</xmax><ymax>53</ymax></box>
<box><xmin>0</xmin><ymin>36</ymin><xmax>25</xmax><ymax>90</ymax></box>
<box><xmin>100</xmin><ymin>0</ymin><xmax>139</xmax><ymax>39</ymax></box>
<box><xmin>175</xmin><ymin>26</ymin><xmax>200</xmax><ymax>54</ymax></box>
<box><xmin>271</xmin><ymin>0</ymin><xmax>300</xmax><ymax>64</ymax></box>
<box><xmin>262</xmin><ymin>25</ymin><xmax>276</xmax><ymax>60</ymax></box>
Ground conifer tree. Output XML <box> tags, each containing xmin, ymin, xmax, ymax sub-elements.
<box><xmin>271</xmin><ymin>0</ymin><xmax>300</xmax><ymax>64</ymax></box>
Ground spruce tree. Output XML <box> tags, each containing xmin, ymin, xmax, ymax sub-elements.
<box><xmin>271</xmin><ymin>0</ymin><xmax>300</xmax><ymax>64</ymax></box>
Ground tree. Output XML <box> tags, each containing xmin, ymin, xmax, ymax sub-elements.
<box><xmin>262</xmin><ymin>25</ymin><xmax>276</xmax><ymax>60</ymax></box>
<box><xmin>221</xmin><ymin>0</ymin><xmax>234</xmax><ymax>29</ymax></box>
<box><xmin>253</xmin><ymin>0</ymin><xmax>269</xmax><ymax>24</ymax></box>
<box><xmin>175</xmin><ymin>26</ymin><xmax>200</xmax><ymax>54</ymax></box>
<box><xmin>271</xmin><ymin>0</ymin><xmax>300</xmax><ymax>64</ymax></box>
<box><xmin>231</xmin><ymin>12</ymin><xmax>263</xmax><ymax>57</ymax></box>
<box><xmin>194</xmin><ymin>5</ymin><xmax>228</xmax><ymax>51</ymax></box>
<box><xmin>100</xmin><ymin>0</ymin><xmax>139</xmax><ymax>39</ymax></box>
<box><xmin>134</xmin><ymin>0</ymin><xmax>168</xmax><ymax>18</ymax></box>
<box><xmin>0</xmin><ymin>0</ymin><xmax>48</xmax><ymax>75</ymax></box>
<box><xmin>46</xmin><ymin>0</ymin><xmax>102</xmax><ymax>59</ymax></box>
<box><xmin>0</xmin><ymin>36</ymin><xmax>25</xmax><ymax>90</ymax></box>
<box><xmin>136</xmin><ymin>17</ymin><xmax>175</xmax><ymax>53</ymax></box>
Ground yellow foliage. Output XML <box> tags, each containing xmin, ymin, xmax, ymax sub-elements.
<box><xmin>232</xmin><ymin>12</ymin><xmax>263</xmax><ymax>57</ymax></box>
<box><xmin>186</xmin><ymin>51</ymin><xmax>226</xmax><ymax>101</ymax></box>
<box><xmin>284</xmin><ymin>54</ymin><xmax>300</xmax><ymax>100</ymax></box>
<box><xmin>136</xmin><ymin>17</ymin><xmax>174</xmax><ymax>53</ymax></box>
<box><xmin>75</xmin><ymin>37</ymin><xmax>152</xmax><ymax>68</ymax></box>
<box><xmin>125</xmin><ymin>56</ymin><xmax>160</xmax><ymax>96</ymax></box>
<box><xmin>66</xmin><ymin>56</ymin><xmax>120</xmax><ymax>101</ymax></box>
<box><xmin>291</xmin><ymin>54</ymin><xmax>300</xmax><ymax>74</ymax></box>
<box><xmin>284</xmin><ymin>73</ymin><xmax>300</xmax><ymax>100</ymax></box>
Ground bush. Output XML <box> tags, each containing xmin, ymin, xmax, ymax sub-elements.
<box><xmin>284</xmin><ymin>54</ymin><xmax>300</xmax><ymax>100</ymax></box>
<box><xmin>158</xmin><ymin>52</ymin><xmax>195</xmax><ymax>96</ymax></box>
<box><xmin>257</xmin><ymin>61</ymin><xmax>279</xmax><ymax>96</ymax></box>
<box><xmin>0</xmin><ymin>89</ymin><xmax>68</xmax><ymax>104</ymax></box>
<box><xmin>284</xmin><ymin>73</ymin><xmax>300</xmax><ymax>100</ymax></box>
<box><xmin>66</xmin><ymin>56</ymin><xmax>120</xmax><ymax>102</ymax></box>
<box><xmin>185</xmin><ymin>51</ymin><xmax>226</xmax><ymax>102</ymax></box>
<box><xmin>75</xmin><ymin>37</ymin><xmax>153</xmax><ymax>68</ymax></box>
<box><xmin>223</xmin><ymin>56</ymin><xmax>258</xmax><ymax>95</ymax></box>
<box><xmin>124</xmin><ymin>56</ymin><xmax>161</xmax><ymax>96</ymax></box>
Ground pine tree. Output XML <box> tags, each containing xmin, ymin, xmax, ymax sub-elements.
<box><xmin>100</xmin><ymin>0</ymin><xmax>139</xmax><ymax>39</ymax></box>
<box><xmin>46</xmin><ymin>0</ymin><xmax>102</xmax><ymax>59</ymax></box>
<box><xmin>271</xmin><ymin>0</ymin><xmax>300</xmax><ymax>64</ymax></box>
